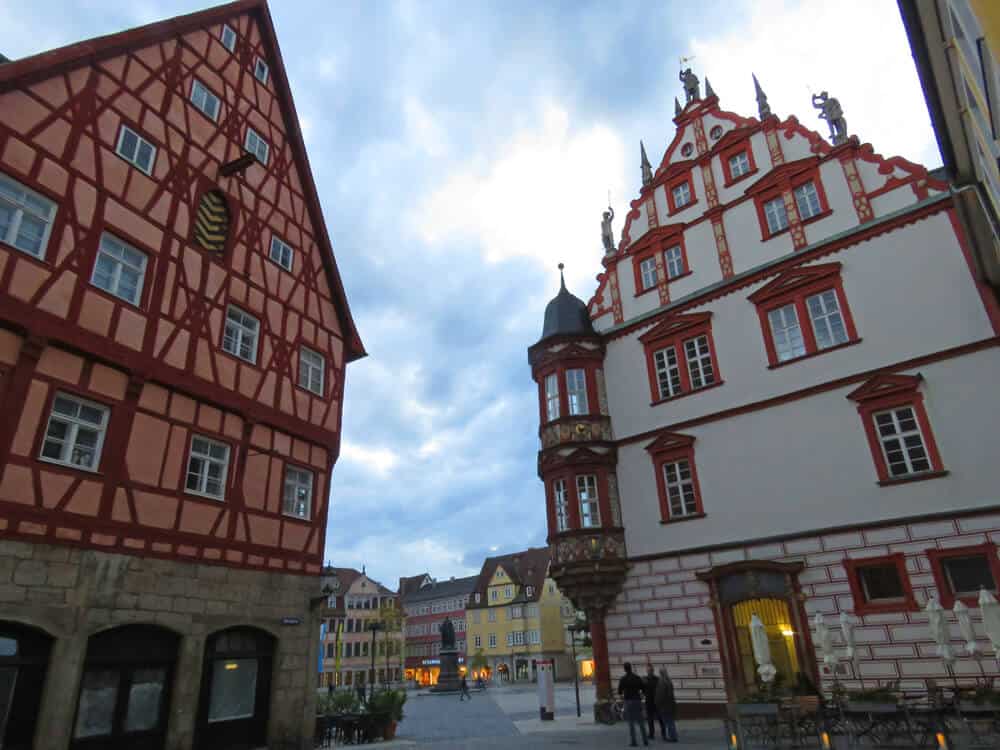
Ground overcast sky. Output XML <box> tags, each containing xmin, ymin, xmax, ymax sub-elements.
<box><xmin>2</xmin><ymin>0</ymin><xmax>940</xmax><ymax>590</ymax></box>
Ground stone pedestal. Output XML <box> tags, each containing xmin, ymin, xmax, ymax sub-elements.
<box><xmin>430</xmin><ymin>648</ymin><xmax>462</xmax><ymax>692</ymax></box>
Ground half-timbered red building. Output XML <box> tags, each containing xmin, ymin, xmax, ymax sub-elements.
<box><xmin>0</xmin><ymin>2</ymin><xmax>363</xmax><ymax>748</ymax></box>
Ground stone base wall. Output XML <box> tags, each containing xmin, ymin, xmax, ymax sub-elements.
<box><xmin>605</xmin><ymin>511</ymin><xmax>1000</xmax><ymax>707</ymax></box>
<box><xmin>0</xmin><ymin>539</ymin><xmax>321</xmax><ymax>750</ymax></box>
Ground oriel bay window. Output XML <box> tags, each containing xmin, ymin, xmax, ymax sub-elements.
<box><xmin>639</xmin><ymin>312</ymin><xmax>721</xmax><ymax>404</ymax></box>
<box><xmin>538</xmin><ymin>363</ymin><xmax>598</xmax><ymax>422</ymax></box>
<box><xmin>646</xmin><ymin>432</ymin><xmax>705</xmax><ymax>523</ymax></box>
<box><xmin>846</xmin><ymin>373</ymin><xmax>946</xmax><ymax>486</ymax></box>
<box><xmin>552</xmin><ymin>478</ymin><xmax>569</xmax><ymax>532</ymax></box>
<box><xmin>566</xmin><ymin>369</ymin><xmax>589</xmax><ymax>415</ymax></box>
<box><xmin>544</xmin><ymin>373</ymin><xmax>560</xmax><ymax>421</ymax></box>
<box><xmin>748</xmin><ymin>262</ymin><xmax>859</xmax><ymax>367</ymax></box>
<box><xmin>576</xmin><ymin>474</ymin><xmax>600</xmax><ymax>528</ymax></box>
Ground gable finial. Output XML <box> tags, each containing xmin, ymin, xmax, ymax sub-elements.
<box><xmin>705</xmin><ymin>77</ymin><xmax>716</xmax><ymax>99</ymax></box>
<box><xmin>640</xmin><ymin>141</ymin><xmax>653</xmax><ymax>187</ymax></box>
<box><xmin>752</xmin><ymin>73</ymin><xmax>771</xmax><ymax>119</ymax></box>
<box><xmin>674</xmin><ymin>97</ymin><xmax>682</xmax><ymax>117</ymax></box>
<box><xmin>558</xmin><ymin>263</ymin><xmax>566</xmax><ymax>290</ymax></box>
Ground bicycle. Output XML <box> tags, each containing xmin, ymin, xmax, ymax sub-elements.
<box><xmin>595</xmin><ymin>698</ymin><xmax>626</xmax><ymax>724</ymax></box>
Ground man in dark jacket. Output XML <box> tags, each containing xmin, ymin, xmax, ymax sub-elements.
<box><xmin>617</xmin><ymin>662</ymin><xmax>648</xmax><ymax>747</ymax></box>
<box><xmin>644</xmin><ymin>664</ymin><xmax>666</xmax><ymax>740</ymax></box>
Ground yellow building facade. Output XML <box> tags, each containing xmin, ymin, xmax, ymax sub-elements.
<box><xmin>465</xmin><ymin>547</ymin><xmax>575</xmax><ymax>682</ymax></box>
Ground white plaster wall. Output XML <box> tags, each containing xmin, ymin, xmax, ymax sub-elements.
<box><xmin>676</xmin><ymin>221</ymin><xmax>721</xmax><ymax>296</ymax></box>
<box><xmin>802</xmin><ymin>161</ymin><xmax>859</xmax><ymax>243</ymax></box>
<box><xmin>668</xmin><ymin>122</ymin><xmax>696</xmax><ymax>165</ymax></box>
<box><xmin>779</xmin><ymin>127</ymin><xmax>821</xmax><ymax>161</ymax></box>
<box><xmin>712</xmin><ymin>131</ymin><xmax>773</xmax><ymax>207</ymax></box>
<box><xmin>724</xmin><ymin>200</ymin><xmax>795</xmax><ymax>273</ymax></box>
<box><xmin>603</xmin><ymin>211</ymin><xmax>994</xmax><ymax>438</ymax></box>
<box><xmin>872</xmin><ymin>188</ymin><xmax>919</xmax><ymax>217</ymax></box>
<box><xmin>618</xmin><ymin>347</ymin><xmax>1000</xmax><ymax>558</ymax></box>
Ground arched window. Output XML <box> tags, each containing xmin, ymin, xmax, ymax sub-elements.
<box><xmin>71</xmin><ymin>625</ymin><xmax>178</xmax><ymax>749</ymax></box>
<box><xmin>1</xmin><ymin>621</ymin><xmax>53</xmax><ymax>750</ymax></box>
<box><xmin>193</xmin><ymin>189</ymin><xmax>230</xmax><ymax>254</ymax></box>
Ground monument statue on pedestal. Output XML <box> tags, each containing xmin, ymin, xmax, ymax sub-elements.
<box><xmin>430</xmin><ymin>616</ymin><xmax>463</xmax><ymax>693</ymax></box>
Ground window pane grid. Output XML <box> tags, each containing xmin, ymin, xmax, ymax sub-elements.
<box><xmin>663</xmin><ymin>460</ymin><xmax>698</xmax><ymax>518</ymax></box>
<box><xmin>672</xmin><ymin>182</ymin><xmax>691</xmax><ymax>208</ymax></box>
<box><xmin>553</xmin><ymin>479</ymin><xmax>568</xmax><ymax>532</ymax></box>
<box><xmin>639</xmin><ymin>257</ymin><xmax>657</xmax><ymax>290</ymax></box>
<box><xmin>874</xmin><ymin>406</ymin><xmax>932</xmax><ymax>477</ymax></box>
<box><xmin>283</xmin><ymin>466</ymin><xmax>313</xmax><ymax>519</ymax></box>
<box><xmin>299</xmin><ymin>347</ymin><xmax>325</xmax><ymax>395</ymax></box>
<box><xmin>0</xmin><ymin>173</ymin><xmax>56</xmax><ymax>258</ymax></box>
<box><xmin>653</xmin><ymin>346</ymin><xmax>681</xmax><ymax>399</ymax></box>
<box><xmin>794</xmin><ymin>181</ymin><xmax>822</xmax><ymax>219</ymax></box>
<box><xmin>269</xmin><ymin>236</ymin><xmax>293</xmax><ymax>270</ymax></box>
<box><xmin>768</xmin><ymin>303</ymin><xmax>806</xmax><ymax>362</ymax></box>
<box><xmin>763</xmin><ymin>196</ymin><xmax>789</xmax><ymax>234</ymax></box>
<box><xmin>684</xmin><ymin>335</ymin><xmax>715</xmax><ymax>389</ymax></box>
<box><xmin>41</xmin><ymin>394</ymin><xmax>109</xmax><ymax>470</ymax></box>
<box><xmin>185</xmin><ymin>436</ymin><xmax>230</xmax><ymax>499</ymax></box>
<box><xmin>115</xmin><ymin>125</ymin><xmax>156</xmax><ymax>175</ymax></box>
<box><xmin>544</xmin><ymin>374</ymin><xmax>560</xmax><ymax>421</ymax></box>
<box><xmin>91</xmin><ymin>233</ymin><xmax>147</xmax><ymax>305</ymax></box>
<box><xmin>566</xmin><ymin>369</ymin><xmax>588</xmax><ymax>415</ymax></box>
<box><xmin>221</xmin><ymin>24</ymin><xmax>237</xmax><ymax>51</ymax></box>
<box><xmin>576</xmin><ymin>474</ymin><xmax>600</xmax><ymax>528</ymax></box>
<box><xmin>245</xmin><ymin>128</ymin><xmax>269</xmax><ymax>165</ymax></box>
<box><xmin>191</xmin><ymin>80</ymin><xmax>220</xmax><ymax>121</ymax></box>
<box><xmin>806</xmin><ymin>289</ymin><xmax>848</xmax><ymax>349</ymax></box>
<box><xmin>222</xmin><ymin>306</ymin><xmax>259</xmax><ymax>363</ymax></box>
<box><xmin>729</xmin><ymin>151</ymin><xmax>750</xmax><ymax>177</ymax></box>
<box><xmin>664</xmin><ymin>245</ymin><xmax>684</xmax><ymax>278</ymax></box>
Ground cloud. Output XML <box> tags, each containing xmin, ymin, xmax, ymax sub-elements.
<box><xmin>339</xmin><ymin>440</ymin><xmax>400</xmax><ymax>477</ymax></box>
<box><xmin>687</xmin><ymin>0</ymin><xmax>939</xmax><ymax>167</ymax></box>
<box><xmin>410</xmin><ymin>101</ymin><xmax>629</xmax><ymax>292</ymax></box>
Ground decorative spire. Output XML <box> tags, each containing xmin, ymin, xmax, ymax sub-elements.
<box><xmin>753</xmin><ymin>73</ymin><xmax>771</xmax><ymax>119</ymax></box>
<box><xmin>674</xmin><ymin>97</ymin><xmax>682</xmax><ymax>117</ymax></box>
<box><xmin>640</xmin><ymin>141</ymin><xmax>653</xmax><ymax>187</ymax></box>
<box><xmin>558</xmin><ymin>262</ymin><xmax>566</xmax><ymax>290</ymax></box>
<box><xmin>705</xmin><ymin>77</ymin><xmax>715</xmax><ymax>98</ymax></box>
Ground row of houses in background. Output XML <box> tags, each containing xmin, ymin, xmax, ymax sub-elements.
<box><xmin>316</xmin><ymin>548</ymin><xmax>591</xmax><ymax>689</ymax></box>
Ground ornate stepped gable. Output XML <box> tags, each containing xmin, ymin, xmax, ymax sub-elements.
<box><xmin>587</xmin><ymin>77</ymin><xmax>947</xmax><ymax>327</ymax></box>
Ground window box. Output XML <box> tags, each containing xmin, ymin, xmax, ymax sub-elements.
<box><xmin>748</xmin><ymin>263</ymin><xmax>859</xmax><ymax>367</ymax></box>
<box><xmin>645</xmin><ymin>432</ymin><xmax>705</xmax><ymax>523</ymax></box>
<box><xmin>0</xmin><ymin>172</ymin><xmax>57</xmax><ymax>259</ymax></box>
<box><xmin>91</xmin><ymin>233</ymin><xmax>148</xmax><ymax>306</ymax></box>
<box><xmin>115</xmin><ymin>125</ymin><xmax>156</xmax><ymax>175</ymax></box>
<box><xmin>40</xmin><ymin>393</ymin><xmax>110</xmax><ymax>472</ymax></box>
<box><xmin>844</xmin><ymin>553</ymin><xmax>917</xmax><ymax>615</ymax></box>
<box><xmin>927</xmin><ymin>544</ymin><xmax>1000</xmax><ymax>608</ymax></box>
<box><xmin>639</xmin><ymin>312</ymin><xmax>721</xmax><ymax>403</ymax></box>
<box><xmin>666</xmin><ymin>174</ymin><xmax>697</xmax><ymax>215</ymax></box>
<box><xmin>846</xmin><ymin>373</ymin><xmax>945</xmax><ymax>485</ymax></box>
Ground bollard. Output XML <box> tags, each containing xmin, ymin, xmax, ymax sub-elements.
<box><xmin>536</xmin><ymin>659</ymin><xmax>555</xmax><ymax>720</ymax></box>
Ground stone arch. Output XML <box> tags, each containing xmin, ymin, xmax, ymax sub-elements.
<box><xmin>1</xmin><ymin>620</ymin><xmax>54</xmax><ymax>749</ymax></box>
<box><xmin>195</xmin><ymin>626</ymin><xmax>276</xmax><ymax>750</ymax></box>
<box><xmin>71</xmin><ymin>624</ymin><xmax>180</xmax><ymax>749</ymax></box>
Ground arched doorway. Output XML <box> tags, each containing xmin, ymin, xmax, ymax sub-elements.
<box><xmin>696</xmin><ymin>561</ymin><xmax>817</xmax><ymax>699</ymax></box>
<box><xmin>196</xmin><ymin>627</ymin><xmax>275</xmax><ymax>750</ymax></box>
<box><xmin>0</xmin><ymin>621</ymin><xmax>52</xmax><ymax>750</ymax></box>
<box><xmin>70</xmin><ymin>625</ymin><xmax>179</xmax><ymax>750</ymax></box>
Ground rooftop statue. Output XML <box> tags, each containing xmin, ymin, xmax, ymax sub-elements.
<box><xmin>680</xmin><ymin>68</ymin><xmax>700</xmax><ymax>103</ymax></box>
<box><xmin>812</xmin><ymin>91</ymin><xmax>848</xmax><ymax>146</ymax></box>
<box><xmin>601</xmin><ymin>206</ymin><xmax>615</xmax><ymax>255</ymax></box>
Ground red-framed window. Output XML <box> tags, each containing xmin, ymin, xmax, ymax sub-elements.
<box><xmin>844</xmin><ymin>553</ymin><xmax>917</xmax><ymax>615</ymax></box>
<box><xmin>536</xmin><ymin>362</ymin><xmax>599</xmax><ymax>424</ymax></box>
<box><xmin>927</xmin><ymin>543</ymin><xmax>1000</xmax><ymax>608</ymax></box>
<box><xmin>645</xmin><ymin>432</ymin><xmax>705</xmax><ymax>523</ymax></box>
<box><xmin>544</xmin><ymin>467</ymin><xmax>614</xmax><ymax>535</ymax></box>
<box><xmin>845</xmin><ymin>373</ymin><xmax>946</xmax><ymax>486</ymax></box>
<box><xmin>666</xmin><ymin>173</ymin><xmax>697</xmax><ymax>215</ymax></box>
<box><xmin>750</xmin><ymin>165</ymin><xmax>831</xmax><ymax>241</ymax></box>
<box><xmin>747</xmin><ymin>263</ymin><xmax>860</xmax><ymax>367</ymax></box>
<box><xmin>631</xmin><ymin>235</ymin><xmax>690</xmax><ymax>296</ymax></box>
<box><xmin>639</xmin><ymin>312</ymin><xmax>722</xmax><ymax>404</ymax></box>
<box><xmin>720</xmin><ymin>140</ymin><xmax>758</xmax><ymax>187</ymax></box>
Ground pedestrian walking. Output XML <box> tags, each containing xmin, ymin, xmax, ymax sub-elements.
<box><xmin>643</xmin><ymin>664</ymin><xmax>666</xmax><ymax>740</ymax></box>
<box><xmin>617</xmin><ymin>662</ymin><xmax>648</xmax><ymax>747</ymax></box>
<box><xmin>459</xmin><ymin>675</ymin><xmax>471</xmax><ymax>701</ymax></box>
<box><xmin>655</xmin><ymin>666</ymin><xmax>679</xmax><ymax>743</ymax></box>
<box><xmin>327</xmin><ymin>682</ymin><xmax>334</xmax><ymax>700</ymax></box>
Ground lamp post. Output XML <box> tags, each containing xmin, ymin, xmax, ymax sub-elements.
<box><xmin>367</xmin><ymin>620</ymin><xmax>384</xmax><ymax>702</ymax></box>
<box><xmin>568</xmin><ymin>614</ymin><xmax>590</xmax><ymax>719</ymax></box>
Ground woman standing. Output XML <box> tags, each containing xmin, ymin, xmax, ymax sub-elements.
<box><xmin>654</xmin><ymin>666</ymin><xmax>679</xmax><ymax>743</ymax></box>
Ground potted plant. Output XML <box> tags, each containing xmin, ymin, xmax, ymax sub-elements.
<box><xmin>368</xmin><ymin>688</ymin><xmax>406</xmax><ymax>739</ymax></box>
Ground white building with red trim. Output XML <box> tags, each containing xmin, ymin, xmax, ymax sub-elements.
<box><xmin>529</xmin><ymin>75</ymin><xmax>1000</xmax><ymax>717</ymax></box>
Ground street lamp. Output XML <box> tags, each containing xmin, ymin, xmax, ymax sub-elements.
<box><xmin>568</xmin><ymin>615</ymin><xmax>590</xmax><ymax>718</ymax></box>
<box><xmin>367</xmin><ymin>620</ymin><xmax>384</xmax><ymax>702</ymax></box>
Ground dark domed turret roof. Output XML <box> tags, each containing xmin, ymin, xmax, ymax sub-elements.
<box><xmin>539</xmin><ymin>266</ymin><xmax>596</xmax><ymax>341</ymax></box>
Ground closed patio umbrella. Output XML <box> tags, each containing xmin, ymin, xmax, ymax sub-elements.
<box><xmin>840</xmin><ymin>612</ymin><xmax>862</xmax><ymax>689</ymax></box>
<box><xmin>927</xmin><ymin>595</ymin><xmax>958</xmax><ymax>688</ymax></box>
<box><xmin>954</xmin><ymin>600</ymin><xmax>978</xmax><ymax>656</ymax></box>
<box><xmin>979</xmin><ymin>588</ymin><xmax>1000</xmax><ymax>669</ymax></box>
<box><xmin>750</xmin><ymin>614</ymin><xmax>777</xmax><ymax>683</ymax></box>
